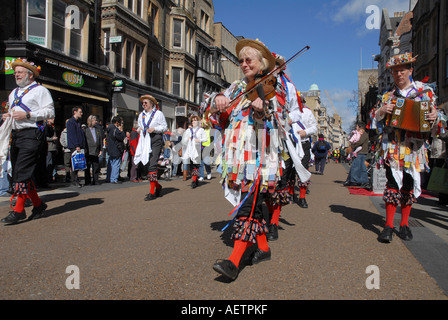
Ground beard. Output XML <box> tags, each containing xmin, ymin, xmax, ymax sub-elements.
<box><xmin>16</xmin><ymin>77</ymin><xmax>33</xmax><ymax>88</ymax></box>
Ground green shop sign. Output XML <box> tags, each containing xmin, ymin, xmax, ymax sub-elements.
<box><xmin>0</xmin><ymin>57</ymin><xmax>17</xmax><ymax>75</ymax></box>
<box><xmin>63</xmin><ymin>71</ymin><xmax>84</xmax><ymax>87</ymax></box>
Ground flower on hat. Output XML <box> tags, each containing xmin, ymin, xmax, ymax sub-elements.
<box><xmin>386</xmin><ymin>52</ymin><xmax>417</xmax><ymax>69</ymax></box>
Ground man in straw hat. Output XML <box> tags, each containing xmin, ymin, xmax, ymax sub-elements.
<box><xmin>1</xmin><ymin>58</ymin><xmax>54</xmax><ymax>223</ymax></box>
<box><xmin>134</xmin><ymin>94</ymin><xmax>167</xmax><ymax>201</ymax></box>
<box><xmin>373</xmin><ymin>52</ymin><xmax>440</xmax><ymax>243</ymax></box>
<box><xmin>201</xmin><ymin>38</ymin><xmax>288</xmax><ymax>280</ymax></box>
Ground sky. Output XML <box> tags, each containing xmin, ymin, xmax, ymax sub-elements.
<box><xmin>213</xmin><ymin>0</ymin><xmax>410</xmax><ymax>132</ymax></box>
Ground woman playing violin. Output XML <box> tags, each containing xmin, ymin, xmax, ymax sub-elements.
<box><xmin>203</xmin><ymin>39</ymin><xmax>287</xmax><ymax>281</ymax></box>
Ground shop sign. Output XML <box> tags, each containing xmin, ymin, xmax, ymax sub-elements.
<box><xmin>0</xmin><ymin>57</ymin><xmax>17</xmax><ymax>75</ymax></box>
<box><xmin>112</xmin><ymin>79</ymin><xmax>125</xmax><ymax>93</ymax></box>
<box><xmin>63</xmin><ymin>71</ymin><xmax>84</xmax><ymax>87</ymax></box>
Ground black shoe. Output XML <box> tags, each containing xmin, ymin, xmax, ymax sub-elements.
<box><xmin>297</xmin><ymin>198</ymin><xmax>308</xmax><ymax>208</ymax></box>
<box><xmin>267</xmin><ymin>224</ymin><xmax>278</xmax><ymax>241</ymax></box>
<box><xmin>398</xmin><ymin>225</ymin><xmax>413</xmax><ymax>241</ymax></box>
<box><xmin>1</xmin><ymin>210</ymin><xmax>26</xmax><ymax>224</ymax></box>
<box><xmin>28</xmin><ymin>202</ymin><xmax>47</xmax><ymax>221</ymax></box>
<box><xmin>191</xmin><ymin>180</ymin><xmax>198</xmax><ymax>189</ymax></box>
<box><xmin>378</xmin><ymin>226</ymin><xmax>394</xmax><ymax>243</ymax></box>
<box><xmin>251</xmin><ymin>248</ymin><xmax>271</xmax><ymax>265</ymax></box>
<box><xmin>359</xmin><ymin>183</ymin><xmax>371</xmax><ymax>189</ymax></box>
<box><xmin>213</xmin><ymin>259</ymin><xmax>239</xmax><ymax>280</ymax></box>
<box><xmin>155</xmin><ymin>185</ymin><xmax>162</xmax><ymax>197</ymax></box>
<box><xmin>144</xmin><ymin>193</ymin><xmax>157</xmax><ymax>201</ymax></box>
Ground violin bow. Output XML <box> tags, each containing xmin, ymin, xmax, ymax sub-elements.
<box><xmin>228</xmin><ymin>45</ymin><xmax>311</xmax><ymax>106</ymax></box>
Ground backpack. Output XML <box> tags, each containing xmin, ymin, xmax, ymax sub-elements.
<box><xmin>317</xmin><ymin>140</ymin><xmax>327</xmax><ymax>152</ymax></box>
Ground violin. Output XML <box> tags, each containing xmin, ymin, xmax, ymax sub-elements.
<box><xmin>218</xmin><ymin>45</ymin><xmax>310</xmax><ymax>119</ymax></box>
<box><xmin>244</xmin><ymin>73</ymin><xmax>277</xmax><ymax>119</ymax></box>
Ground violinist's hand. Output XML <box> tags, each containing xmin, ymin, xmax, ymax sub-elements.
<box><xmin>214</xmin><ymin>95</ymin><xmax>230</xmax><ymax>113</ymax></box>
<box><xmin>251</xmin><ymin>97</ymin><xmax>266</xmax><ymax>113</ymax></box>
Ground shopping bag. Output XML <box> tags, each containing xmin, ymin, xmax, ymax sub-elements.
<box><xmin>71</xmin><ymin>149</ymin><xmax>87</xmax><ymax>171</ymax></box>
<box><xmin>427</xmin><ymin>166</ymin><xmax>448</xmax><ymax>194</ymax></box>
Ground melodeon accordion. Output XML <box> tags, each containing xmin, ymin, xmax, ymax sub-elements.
<box><xmin>386</xmin><ymin>97</ymin><xmax>431</xmax><ymax>132</ymax></box>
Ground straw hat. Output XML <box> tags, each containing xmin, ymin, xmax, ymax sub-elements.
<box><xmin>189</xmin><ymin>114</ymin><xmax>201</xmax><ymax>123</ymax></box>
<box><xmin>12</xmin><ymin>58</ymin><xmax>41</xmax><ymax>78</ymax></box>
<box><xmin>235</xmin><ymin>39</ymin><xmax>276</xmax><ymax>72</ymax></box>
<box><xmin>139</xmin><ymin>94</ymin><xmax>158</xmax><ymax>105</ymax></box>
<box><xmin>386</xmin><ymin>52</ymin><xmax>417</xmax><ymax>69</ymax></box>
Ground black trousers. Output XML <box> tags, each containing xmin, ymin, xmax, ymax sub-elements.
<box><xmin>85</xmin><ymin>155</ymin><xmax>100</xmax><ymax>184</ymax></box>
<box><xmin>10</xmin><ymin>128</ymin><xmax>45</xmax><ymax>184</ymax></box>
<box><xmin>147</xmin><ymin>133</ymin><xmax>163</xmax><ymax>173</ymax></box>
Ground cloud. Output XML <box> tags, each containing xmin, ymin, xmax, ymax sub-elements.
<box><xmin>321</xmin><ymin>89</ymin><xmax>358</xmax><ymax>133</ymax></box>
<box><xmin>329</xmin><ymin>0</ymin><xmax>409</xmax><ymax>24</ymax></box>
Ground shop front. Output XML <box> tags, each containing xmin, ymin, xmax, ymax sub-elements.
<box><xmin>1</xmin><ymin>41</ymin><xmax>113</xmax><ymax>134</ymax></box>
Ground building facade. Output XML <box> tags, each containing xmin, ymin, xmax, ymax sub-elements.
<box><xmin>1</xmin><ymin>0</ymin><xmax>113</xmax><ymax>133</ymax></box>
<box><xmin>412</xmin><ymin>0</ymin><xmax>448</xmax><ymax>111</ymax></box>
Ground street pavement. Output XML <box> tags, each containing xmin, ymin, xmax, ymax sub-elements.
<box><xmin>1</xmin><ymin>162</ymin><xmax>448</xmax><ymax>301</ymax></box>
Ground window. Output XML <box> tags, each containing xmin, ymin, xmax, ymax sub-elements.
<box><xmin>125</xmin><ymin>40</ymin><xmax>134</xmax><ymax>78</ymax></box>
<box><xmin>52</xmin><ymin>0</ymin><xmax>66</xmax><ymax>53</ymax></box>
<box><xmin>172</xmin><ymin>67</ymin><xmax>182</xmax><ymax>96</ymax></box>
<box><xmin>200</xmin><ymin>11</ymin><xmax>209</xmax><ymax>32</ymax></box>
<box><xmin>27</xmin><ymin>0</ymin><xmax>47</xmax><ymax>46</ymax></box>
<box><xmin>149</xmin><ymin>3</ymin><xmax>158</xmax><ymax>36</ymax></box>
<box><xmin>173</xmin><ymin>19</ymin><xmax>182</xmax><ymax>48</ymax></box>
<box><xmin>135</xmin><ymin>45</ymin><xmax>143</xmax><ymax>81</ymax></box>
<box><xmin>69</xmin><ymin>10</ymin><xmax>83</xmax><ymax>58</ymax></box>
<box><xmin>185</xmin><ymin>25</ymin><xmax>193</xmax><ymax>54</ymax></box>
<box><xmin>184</xmin><ymin>71</ymin><xmax>193</xmax><ymax>101</ymax></box>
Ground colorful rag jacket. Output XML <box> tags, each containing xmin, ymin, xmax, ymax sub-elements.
<box><xmin>203</xmin><ymin>78</ymin><xmax>289</xmax><ymax>196</ymax></box>
<box><xmin>373</xmin><ymin>81</ymin><xmax>439</xmax><ymax>175</ymax></box>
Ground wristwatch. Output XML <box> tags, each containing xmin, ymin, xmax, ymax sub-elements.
<box><xmin>26</xmin><ymin>112</ymin><xmax>31</xmax><ymax>119</ymax></box>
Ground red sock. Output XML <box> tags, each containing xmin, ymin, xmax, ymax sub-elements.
<box><xmin>27</xmin><ymin>189</ymin><xmax>42</xmax><ymax>207</ymax></box>
<box><xmin>400</xmin><ymin>204</ymin><xmax>412</xmax><ymax>227</ymax></box>
<box><xmin>270</xmin><ymin>205</ymin><xmax>281</xmax><ymax>226</ymax></box>
<box><xmin>299</xmin><ymin>186</ymin><xmax>307</xmax><ymax>199</ymax></box>
<box><xmin>14</xmin><ymin>194</ymin><xmax>27</xmax><ymax>213</ymax></box>
<box><xmin>150</xmin><ymin>181</ymin><xmax>157</xmax><ymax>194</ymax></box>
<box><xmin>256</xmin><ymin>233</ymin><xmax>269</xmax><ymax>252</ymax></box>
<box><xmin>156</xmin><ymin>181</ymin><xmax>161</xmax><ymax>189</ymax></box>
<box><xmin>385</xmin><ymin>203</ymin><xmax>397</xmax><ymax>228</ymax></box>
<box><xmin>229</xmin><ymin>239</ymin><xmax>252</xmax><ymax>268</ymax></box>
<box><xmin>193</xmin><ymin>175</ymin><xmax>197</xmax><ymax>182</ymax></box>
<box><xmin>289</xmin><ymin>185</ymin><xmax>294</xmax><ymax>196</ymax></box>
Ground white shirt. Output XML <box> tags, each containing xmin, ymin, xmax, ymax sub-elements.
<box><xmin>289</xmin><ymin>107</ymin><xmax>318</xmax><ymax>138</ymax></box>
<box><xmin>137</xmin><ymin>108</ymin><xmax>168</xmax><ymax>134</ymax></box>
<box><xmin>8</xmin><ymin>81</ymin><xmax>55</xmax><ymax>130</ymax></box>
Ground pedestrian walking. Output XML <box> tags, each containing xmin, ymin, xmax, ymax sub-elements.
<box><xmin>312</xmin><ymin>134</ymin><xmax>331</xmax><ymax>174</ymax></box>
<box><xmin>373</xmin><ymin>53</ymin><xmax>439</xmax><ymax>243</ymax></box>
<box><xmin>1</xmin><ymin>58</ymin><xmax>54</xmax><ymax>223</ymax></box>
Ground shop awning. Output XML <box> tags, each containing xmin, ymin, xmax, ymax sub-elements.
<box><xmin>43</xmin><ymin>83</ymin><xmax>110</xmax><ymax>102</ymax></box>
